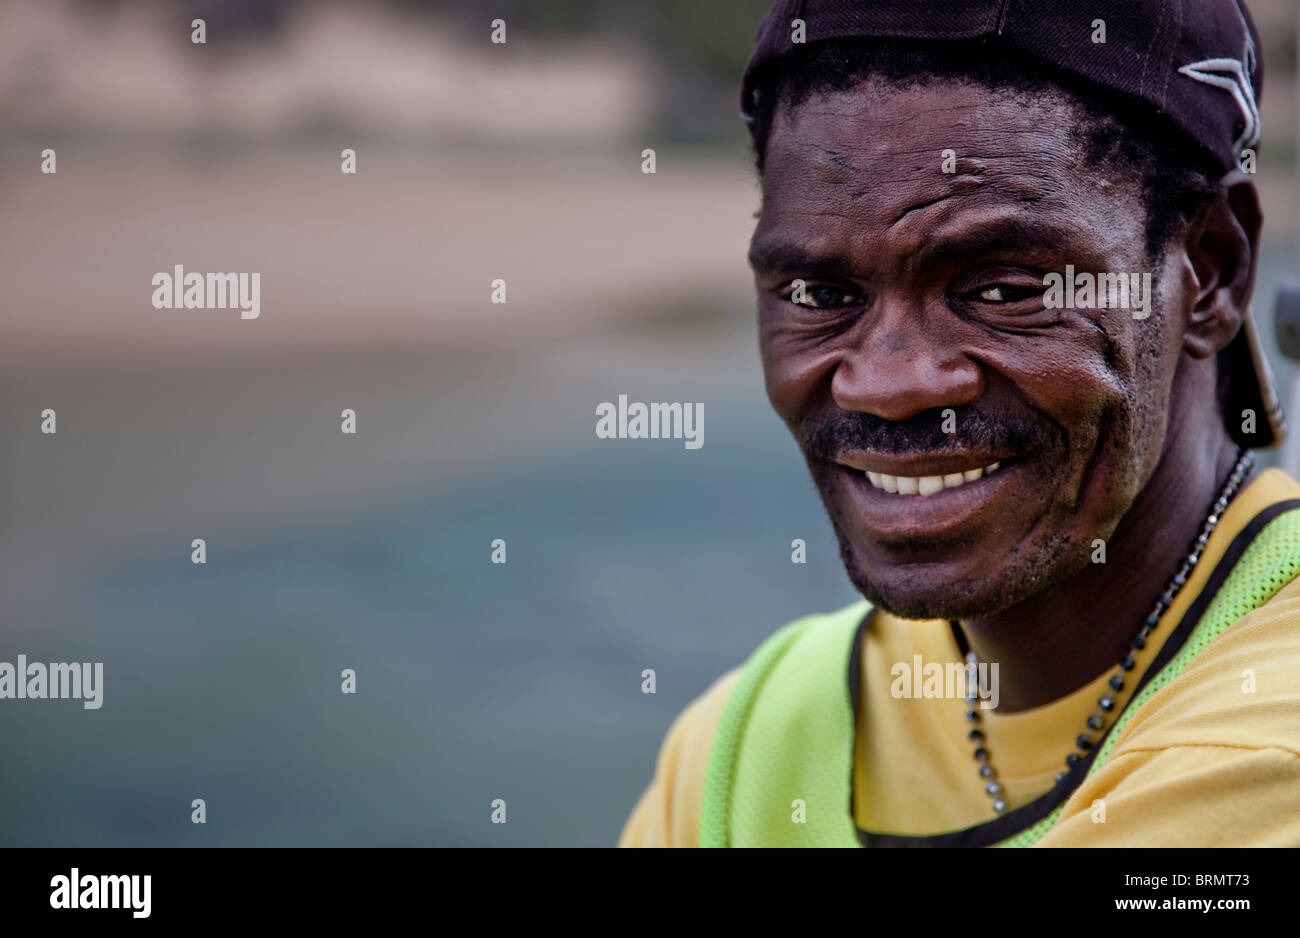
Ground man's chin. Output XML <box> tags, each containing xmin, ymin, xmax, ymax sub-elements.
<box><xmin>842</xmin><ymin>538</ymin><xmax>1094</xmax><ymax>621</ymax></box>
<box><xmin>840</xmin><ymin>543</ymin><xmax>1047</xmax><ymax>621</ymax></box>
<box><xmin>849</xmin><ymin>572</ymin><xmax>1011</xmax><ymax>621</ymax></box>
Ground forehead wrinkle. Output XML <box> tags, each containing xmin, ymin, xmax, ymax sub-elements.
<box><xmin>775</xmin><ymin>90</ymin><xmax>1092</xmax><ymax>203</ymax></box>
<box><xmin>816</xmin><ymin>147</ymin><xmax>855</xmax><ymax>173</ymax></box>
<box><xmin>850</xmin><ymin>166</ymin><xmax>986</xmax><ymax>203</ymax></box>
<box><xmin>828</xmin><ymin>146</ymin><xmax>1072</xmax><ymax>189</ymax></box>
<box><xmin>836</xmin><ymin>162</ymin><xmax>1068</xmax><ymax>250</ymax></box>
<box><xmin>771</xmin><ymin>130</ymin><xmax>1078</xmax><ymax>223</ymax></box>
<box><xmin>777</xmin><ymin>150</ymin><xmax>1061</xmax><ymax>205</ymax></box>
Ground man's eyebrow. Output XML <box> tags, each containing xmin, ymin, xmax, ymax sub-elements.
<box><xmin>919</xmin><ymin>219</ymin><xmax>1079</xmax><ymax>267</ymax></box>
<box><xmin>747</xmin><ymin>242</ymin><xmax>847</xmax><ymax>275</ymax></box>
<box><xmin>748</xmin><ymin>219</ymin><xmax>1080</xmax><ymax>275</ymax></box>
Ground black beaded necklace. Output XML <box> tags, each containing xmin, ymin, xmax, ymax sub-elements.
<box><xmin>954</xmin><ymin>447</ymin><xmax>1255</xmax><ymax>816</ymax></box>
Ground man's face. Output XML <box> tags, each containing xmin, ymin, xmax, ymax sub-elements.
<box><xmin>751</xmin><ymin>78</ymin><xmax>1191</xmax><ymax>620</ymax></box>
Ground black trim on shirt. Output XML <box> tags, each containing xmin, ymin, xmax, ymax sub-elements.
<box><xmin>847</xmin><ymin>497</ymin><xmax>1300</xmax><ymax>848</ymax></box>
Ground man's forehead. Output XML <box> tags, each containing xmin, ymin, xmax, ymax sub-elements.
<box><xmin>755</xmin><ymin>78</ymin><xmax>1142</xmax><ymax>254</ymax></box>
<box><xmin>764</xmin><ymin>78</ymin><xmax>1087</xmax><ymax>183</ymax></box>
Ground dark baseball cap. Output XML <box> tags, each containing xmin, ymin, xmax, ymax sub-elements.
<box><xmin>741</xmin><ymin>0</ymin><xmax>1284</xmax><ymax>449</ymax></box>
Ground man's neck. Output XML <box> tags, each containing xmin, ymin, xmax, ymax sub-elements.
<box><xmin>957</xmin><ymin>427</ymin><xmax>1243</xmax><ymax>713</ymax></box>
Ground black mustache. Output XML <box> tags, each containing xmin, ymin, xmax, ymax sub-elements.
<box><xmin>803</xmin><ymin>407</ymin><xmax>1058</xmax><ymax>460</ymax></box>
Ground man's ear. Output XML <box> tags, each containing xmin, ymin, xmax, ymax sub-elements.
<box><xmin>1182</xmin><ymin>170</ymin><xmax>1261</xmax><ymax>360</ymax></box>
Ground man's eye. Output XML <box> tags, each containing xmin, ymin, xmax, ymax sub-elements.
<box><xmin>787</xmin><ymin>283</ymin><xmax>863</xmax><ymax>309</ymax></box>
<box><xmin>971</xmin><ymin>283</ymin><xmax>1042</xmax><ymax>303</ymax></box>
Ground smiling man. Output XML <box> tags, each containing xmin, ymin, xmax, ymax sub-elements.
<box><xmin>620</xmin><ymin>0</ymin><xmax>1300</xmax><ymax>847</ymax></box>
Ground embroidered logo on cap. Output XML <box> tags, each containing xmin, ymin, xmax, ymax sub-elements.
<box><xmin>1177</xmin><ymin>4</ymin><xmax>1260</xmax><ymax>153</ymax></box>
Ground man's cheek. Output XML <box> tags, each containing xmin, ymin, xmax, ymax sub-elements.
<box><xmin>761</xmin><ymin>361</ymin><xmax>796</xmax><ymax>420</ymax></box>
<box><xmin>762</xmin><ymin>354</ymin><xmax>823</xmax><ymax>423</ymax></box>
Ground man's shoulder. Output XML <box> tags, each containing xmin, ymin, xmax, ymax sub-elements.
<box><xmin>1036</xmin><ymin>568</ymin><xmax>1300</xmax><ymax>847</ymax></box>
<box><xmin>618</xmin><ymin>600</ymin><xmax>868</xmax><ymax>847</ymax></box>
<box><xmin>617</xmin><ymin>666</ymin><xmax>741</xmax><ymax>847</ymax></box>
<box><xmin>1116</xmin><ymin>571</ymin><xmax>1300</xmax><ymax>756</ymax></box>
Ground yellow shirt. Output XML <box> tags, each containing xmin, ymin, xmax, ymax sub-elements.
<box><xmin>619</xmin><ymin>467</ymin><xmax>1300</xmax><ymax>847</ymax></box>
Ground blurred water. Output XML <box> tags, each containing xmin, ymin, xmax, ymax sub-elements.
<box><xmin>0</xmin><ymin>304</ymin><xmax>859</xmax><ymax>847</ymax></box>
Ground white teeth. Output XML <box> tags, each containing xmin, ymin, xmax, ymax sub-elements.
<box><xmin>917</xmin><ymin>476</ymin><xmax>944</xmax><ymax>496</ymax></box>
<box><xmin>865</xmin><ymin>461</ymin><xmax>1005</xmax><ymax>496</ymax></box>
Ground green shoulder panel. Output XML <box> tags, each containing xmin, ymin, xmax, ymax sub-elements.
<box><xmin>700</xmin><ymin>601</ymin><xmax>868</xmax><ymax>847</ymax></box>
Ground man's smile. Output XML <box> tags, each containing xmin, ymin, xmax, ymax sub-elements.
<box><xmin>827</xmin><ymin>454</ymin><xmax>1028</xmax><ymax>542</ymax></box>
<box><xmin>833</xmin><ymin>451</ymin><xmax>1007</xmax><ymax>494</ymax></box>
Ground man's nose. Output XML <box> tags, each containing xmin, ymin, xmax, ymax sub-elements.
<box><xmin>830</xmin><ymin>315</ymin><xmax>983</xmax><ymax>422</ymax></box>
